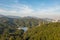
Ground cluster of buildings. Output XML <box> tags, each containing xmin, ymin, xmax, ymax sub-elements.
<box><xmin>52</xmin><ymin>19</ymin><xmax>60</xmax><ymax>22</ymax></box>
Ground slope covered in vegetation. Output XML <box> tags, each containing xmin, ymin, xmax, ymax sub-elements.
<box><xmin>23</xmin><ymin>22</ymin><xmax>60</xmax><ymax>40</ymax></box>
<box><xmin>0</xmin><ymin>15</ymin><xmax>60</xmax><ymax>40</ymax></box>
<box><xmin>0</xmin><ymin>16</ymin><xmax>48</xmax><ymax>27</ymax></box>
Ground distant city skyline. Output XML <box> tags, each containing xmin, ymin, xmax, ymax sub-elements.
<box><xmin>0</xmin><ymin>0</ymin><xmax>60</xmax><ymax>19</ymax></box>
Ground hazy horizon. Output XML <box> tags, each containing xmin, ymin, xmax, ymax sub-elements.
<box><xmin>0</xmin><ymin>0</ymin><xmax>60</xmax><ymax>19</ymax></box>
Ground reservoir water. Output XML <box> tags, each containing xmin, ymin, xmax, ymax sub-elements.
<box><xmin>17</xmin><ymin>27</ymin><xmax>28</xmax><ymax>32</ymax></box>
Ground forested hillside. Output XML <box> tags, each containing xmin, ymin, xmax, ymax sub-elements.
<box><xmin>0</xmin><ymin>15</ymin><xmax>48</xmax><ymax>27</ymax></box>
<box><xmin>23</xmin><ymin>22</ymin><xmax>60</xmax><ymax>40</ymax></box>
<box><xmin>0</xmin><ymin>15</ymin><xmax>60</xmax><ymax>40</ymax></box>
<box><xmin>0</xmin><ymin>22</ymin><xmax>60</xmax><ymax>40</ymax></box>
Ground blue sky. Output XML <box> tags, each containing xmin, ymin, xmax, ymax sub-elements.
<box><xmin>0</xmin><ymin>0</ymin><xmax>60</xmax><ymax>19</ymax></box>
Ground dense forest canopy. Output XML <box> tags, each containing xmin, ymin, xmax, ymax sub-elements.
<box><xmin>23</xmin><ymin>22</ymin><xmax>60</xmax><ymax>40</ymax></box>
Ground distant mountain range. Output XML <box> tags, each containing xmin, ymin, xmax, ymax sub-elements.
<box><xmin>0</xmin><ymin>15</ymin><xmax>60</xmax><ymax>26</ymax></box>
<box><xmin>0</xmin><ymin>14</ymin><xmax>21</xmax><ymax>18</ymax></box>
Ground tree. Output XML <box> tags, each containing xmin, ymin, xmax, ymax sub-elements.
<box><xmin>9</xmin><ymin>36</ymin><xmax>15</xmax><ymax>40</ymax></box>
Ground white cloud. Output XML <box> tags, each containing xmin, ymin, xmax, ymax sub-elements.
<box><xmin>0</xmin><ymin>4</ymin><xmax>34</xmax><ymax>16</ymax></box>
<box><xmin>0</xmin><ymin>9</ymin><xmax>7</xmax><ymax>12</ymax></box>
<box><xmin>0</xmin><ymin>4</ymin><xmax>60</xmax><ymax>19</ymax></box>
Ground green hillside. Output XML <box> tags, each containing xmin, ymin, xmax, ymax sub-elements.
<box><xmin>0</xmin><ymin>16</ymin><xmax>60</xmax><ymax>40</ymax></box>
<box><xmin>23</xmin><ymin>22</ymin><xmax>60</xmax><ymax>40</ymax></box>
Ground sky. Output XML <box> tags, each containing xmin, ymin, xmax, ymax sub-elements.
<box><xmin>0</xmin><ymin>0</ymin><xmax>60</xmax><ymax>19</ymax></box>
